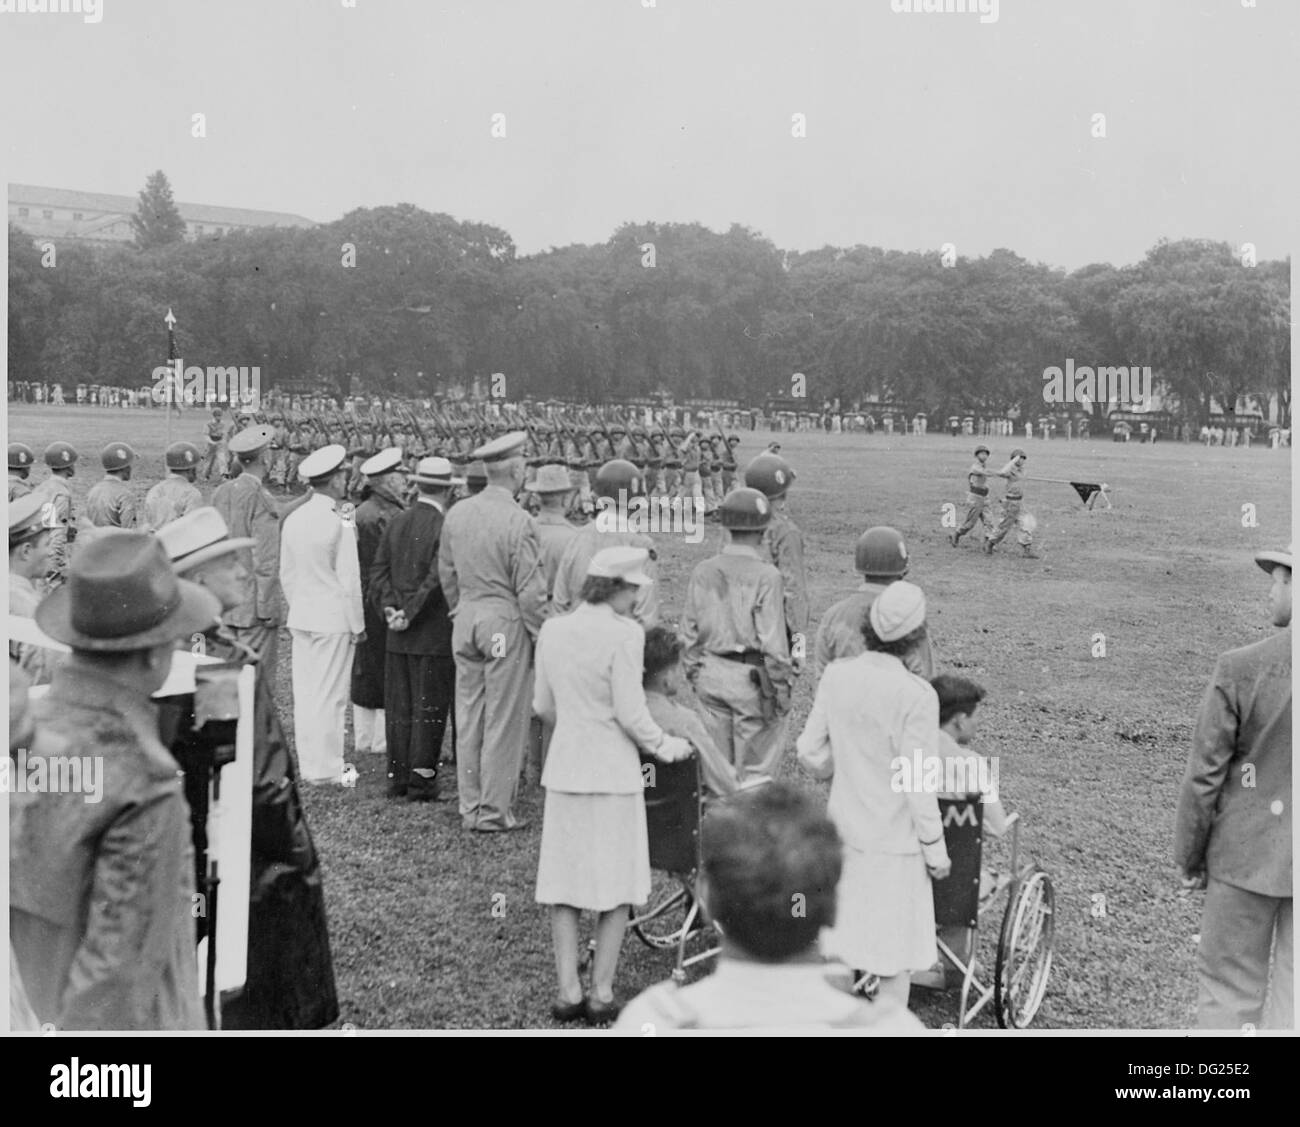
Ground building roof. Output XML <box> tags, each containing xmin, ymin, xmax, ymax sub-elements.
<box><xmin>9</xmin><ymin>183</ymin><xmax>317</xmax><ymax>229</ymax></box>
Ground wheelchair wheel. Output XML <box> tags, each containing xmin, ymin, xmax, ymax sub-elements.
<box><xmin>631</xmin><ymin>871</ymin><xmax>701</xmax><ymax>950</ymax></box>
<box><xmin>994</xmin><ymin>868</ymin><xmax>1054</xmax><ymax>1028</ymax></box>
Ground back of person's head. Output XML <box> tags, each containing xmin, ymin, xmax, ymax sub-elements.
<box><xmin>701</xmin><ymin>783</ymin><xmax>841</xmax><ymax>961</ymax></box>
<box><xmin>931</xmin><ymin>673</ymin><xmax>986</xmax><ymax>727</ymax></box>
<box><xmin>642</xmin><ymin>625</ymin><xmax>683</xmax><ymax>686</ymax></box>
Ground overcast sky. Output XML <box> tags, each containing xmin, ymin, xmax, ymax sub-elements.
<box><xmin>1</xmin><ymin>0</ymin><xmax>1295</xmax><ymax>269</ymax></box>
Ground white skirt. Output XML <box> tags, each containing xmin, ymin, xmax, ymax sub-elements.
<box><xmin>822</xmin><ymin>846</ymin><xmax>937</xmax><ymax>976</ymax></box>
<box><xmin>535</xmin><ymin>790</ymin><xmax>651</xmax><ymax>912</ymax></box>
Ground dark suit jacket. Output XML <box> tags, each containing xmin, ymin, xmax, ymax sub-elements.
<box><xmin>1175</xmin><ymin>628</ymin><xmax>1292</xmax><ymax>897</ymax></box>
<box><xmin>370</xmin><ymin>498</ymin><xmax>452</xmax><ymax>656</ymax></box>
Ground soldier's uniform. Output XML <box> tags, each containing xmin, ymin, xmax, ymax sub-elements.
<box><xmin>438</xmin><ymin>431</ymin><xmax>547</xmax><ymax>832</ymax></box>
<box><xmin>32</xmin><ymin>442</ymin><xmax>78</xmax><ymax>586</ymax></box>
<box><xmin>201</xmin><ymin>411</ymin><xmax>229</xmax><ymax>479</ymax></box>
<box><xmin>745</xmin><ymin>453</ymin><xmax>809</xmax><ymax>650</ymax></box>
<box><xmin>680</xmin><ymin>433</ymin><xmax>704</xmax><ymax>509</ymax></box>
<box><xmin>9</xmin><ymin>494</ymin><xmax>60</xmax><ymax>685</ymax></box>
<box><xmin>682</xmin><ymin>488</ymin><xmax>792</xmax><ymax>781</ymax></box>
<box><xmin>949</xmin><ymin>446</ymin><xmax>992</xmax><ymax>547</ymax></box>
<box><xmin>722</xmin><ymin>435</ymin><xmax>740</xmax><ymax>493</ymax></box>
<box><xmin>84</xmin><ymin>443</ymin><xmax>140</xmax><ymax>535</ymax></box>
<box><xmin>662</xmin><ymin>427</ymin><xmax>684</xmax><ymax>500</ymax></box>
<box><xmin>8</xmin><ymin>443</ymin><xmax>35</xmax><ymax>502</ymax></box>
<box><xmin>143</xmin><ymin>443</ymin><xmax>203</xmax><ymax>532</ymax></box>
<box><xmin>984</xmin><ymin>449</ymin><xmax>1034</xmax><ymax>556</ymax></box>
<box><xmin>211</xmin><ymin>426</ymin><xmax>285</xmax><ymax>672</ymax></box>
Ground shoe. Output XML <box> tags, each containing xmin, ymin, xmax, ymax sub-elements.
<box><xmin>471</xmin><ymin>818</ymin><xmax>531</xmax><ymax>833</ymax></box>
<box><xmin>948</xmin><ymin>531</ymin><xmax>959</xmax><ymax>548</ymax></box>
<box><xmin>406</xmin><ymin>782</ymin><xmax>441</xmax><ymax>803</ymax></box>
<box><xmin>1022</xmin><ymin>550</ymin><xmax>1040</xmax><ymax>559</ymax></box>
<box><xmin>982</xmin><ymin>541</ymin><xmax>993</xmax><ymax>555</ymax></box>
<box><xmin>387</xmin><ymin>784</ymin><xmax>407</xmax><ymax>800</ymax></box>
<box><xmin>550</xmin><ymin>997</ymin><xmax>586</xmax><ymax>1023</ymax></box>
<box><xmin>584</xmin><ymin>997</ymin><xmax>621</xmax><ymax>1026</ymax></box>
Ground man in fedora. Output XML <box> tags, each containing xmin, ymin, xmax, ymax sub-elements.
<box><xmin>212</xmin><ymin>424</ymin><xmax>285</xmax><ymax>676</ymax></box>
<box><xmin>83</xmin><ymin>441</ymin><xmax>139</xmax><ymax>537</ymax></box>
<box><xmin>371</xmin><ymin>456</ymin><xmax>462</xmax><ymax>800</ymax></box>
<box><xmin>438</xmin><ymin>431</ymin><xmax>547</xmax><ymax>832</ymax></box>
<box><xmin>157</xmin><ymin>507</ymin><xmax>340</xmax><ymax>1028</ymax></box>
<box><xmin>350</xmin><ymin>447</ymin><xmax>408</xmax><ymax>759</ymax></box>
<box><xmin>1176</xmin><ymin>542</ymin><xmax>1292</xmax><ymax>1030</ymax></box>
<box><xmin>10</xmin><ymin>533</ymin><xmax>221</xmax><ymax>1030</ymax></box>
<box><xmin>281</xmin><ymin>444</ymin><xmax>365</xmax><ymax>786</ymax></box>
<box><xmin>144</xmin><ymin>441</ymin><xmax>203</xmax><ymax>532</ymax></box>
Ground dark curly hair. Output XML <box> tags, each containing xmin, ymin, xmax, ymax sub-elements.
<box><xmin>860</xmin><ymin>611</ymin><xmax>928</xmax><ymax>659</ymax></box>
<box><xmin>701</xmin><ymin>783</ymin><xmax>842</xmax><ymax>961</ymax></box>
<box><xmin>579</xmin><ymin>575</ymin><xmax>632</xmax><ymax>605</ymax></box>
<box><xmin>642</xmin><ymin>625</ymin><xmax>683</xmax><ymax>684</ymax></box>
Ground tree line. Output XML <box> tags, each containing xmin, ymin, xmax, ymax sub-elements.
<box><xmin>8</xmin><ymin>175</ymin><xmax>1290</xmax><ymax>426</ymax></box>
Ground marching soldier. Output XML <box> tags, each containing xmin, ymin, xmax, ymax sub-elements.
<box><xmin>984</xmin><ymin>448</ymin><xmax>1038</xmax><ymax>558</ymax></box>
<box><xmin>8</xmin><ymin>443</ymin><xmax>35</xmax><ymax>502</ymax></box>
<box><xmin>351</xmin><ymin>447</ymin><xmax>408</xmax><ymax>758</ymax></box>
<box><xmin>663</xmin><ymin>426</ymin><xmax>684</xmax><ymax>501</ymax></box>
<box><xmin>680</xmin><ymin>430</ymin><xmax>704</xmax><ymax>510</ymax></box>
<box><xmin>813</xmin><ymin>526</ymin><xmax>935</xmax><ymax>682</ymax></box>
<box><xmin>84</xmin><ymin>442</ymin><xmax>140</xmax><ymax>536</ymax></box>
<box><xmin>949</xmin><ymin>445</ymin><xmax>992</xmax><ymax>548</ymax></box>
<box><xmin>722</xmin><ymin>434</ymin><xmax>741</xmax><ymax>493</ymax></box>
<box><xmin>32</xmin><ymin>441</ymin><xmax>77</xmax><ymax>586</ymax></box>
<box><xmin>743</xmin><ymin>451</ymin><xmax>810</xmax><ymax>659</ymax></box>
<box><xmin>438</xmin><ymin>431</ymin><xmax>547</xmax><ymax>833</ymax></box>
<box><xmin>211</xmin><ymin>425</ymin><xmax>285</xmax><ymax>674</ymax></box>
<box><xmin>551</xmin><ymin>459</ymin><xmax>658</xmax><ymax>627</ymax></box>
<box><xmin>144</xmin><ymin>442</ymin><xmax>203</xmax><ymax>532</ymax></box>
<box><xmin>682</xmin><ymin>487</ymin><xmax>793</xmax><ymax>782</ymax></box>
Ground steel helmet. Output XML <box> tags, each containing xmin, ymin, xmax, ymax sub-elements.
<box><xmin>974</xmin><ymin>445</ymin><xmax>989</xmax><ymax>457</ymax></box>
<box><xmin>100</xmin><ymin>442</ymin><xmax>137</xmax><ymax>472</ymax></box>
<box><xmin>719</xmin><ymin>487</ymin><xmax>773</xmax><ymax>531</ymax></box>
<box><xmin>165</xmin><ymin>441</ymin><xmax>202</xmax><ymax>471</ymax></box>
<box><xmin>743</xmin><ymin>452</ymin><xmax>796</xmax><ymax>499</ymax></box>
<box><xmin>855</xmin><ymin>526</ymin><xmax>909</xmax><ymax>579</ymax></box>
<box><xmin>43</xmin><ymin>441</ymin><xmax>79</xmax><ymax>468</ymax></box>
<box><xmin>8</xmin><ymin>443</ymin><xmax>36</xmax><ymax>470</ymax></box>
<box><xmin>593</xmin><ymin>458</ymin><xmax>644</xmax><ymax>500</ymax></box>
<box><xmin>1010</xmin><ymin>448</ymin><xmax>1027</xmax><ymax>459</ymax></box>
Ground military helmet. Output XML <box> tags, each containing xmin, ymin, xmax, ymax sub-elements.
<box><xmin>669</xmin><ymin>426</ymin><xmax>685</xmax><ymax>438</ymax></box>
<box><xmin>594</xmin><ymin>458</ymin><xmax>644</xmax><ymax>500</ymax></box>
<box><xmin>609</xmin><ymin>425</ymin><xmax>627</xmax><ymax>437</ymax></box>
<box><xmin>8</xmin><ymin>442</ymin><xmax>36</xmax><ymax>470</ymax></box>
<box><xmin>727</xmin><ymin>434</ymin><xmax>741</xmax><ymax>446</ymax></box>
<box><xmin>743</xmin><ymin>452</ymin><xmax>796</xmax><ymax>499</ymax></box>
<box><xmin>974</xmin><ymin>445</ymin><xmax>990</xmax><ymax>457</ymax></box>
<box><xmin>1010</xmin><ymin>448</ymin><xmax>1027</xmax><ymax>459</ymax></box>
<box><xmin>719</xmin><ymin>487</ymin><xmax>773</xmax><ymax>530</ymax></box>
<box><xmin>100</xmin><ymin>442</ymin><xmax>137</xmax><ymax>472</ymax></box>
<box><xmin>855</xmin><ymin>526</ymin><xmax>909</xmax><ymax>579</ymax></box>
<box><xmin>165</xmin><ymin>441</ymin><xmax>202</xmax><ymax>471</ymax></box>
<box><xmin>44</xmin><ymin>441</ymin><xmax>79</xmax><ymax>468</ymax></box>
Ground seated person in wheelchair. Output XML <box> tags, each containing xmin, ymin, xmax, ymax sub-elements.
<box><xmin>614</xmin><ymin>783</ymin><xmax>924</xmax><ymax>1032</ymax></box>
<box><xmin>931</xmin><ymin>674</ymin><xmax>1007</xmax><ymax>837</ymax></box>
<box><xmin>642</xmin><ymin>625</ymin><xmax>743</xmax><ymax>803</ymax></box>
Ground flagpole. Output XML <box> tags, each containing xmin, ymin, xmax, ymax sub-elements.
<box><xmin>165</xmin><ymin>308</ymin><xmax>178</xmax><ymax>449</ymax></box>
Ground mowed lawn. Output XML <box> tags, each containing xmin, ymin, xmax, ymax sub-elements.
<box><xmin>7</xmin><ymin>405</ymin><xmax>1292</xmax><ymax>1029</ymax></box>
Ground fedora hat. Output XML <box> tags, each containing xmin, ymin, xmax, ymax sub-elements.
<box><xmin>411</xmin><ymin>456</ymin><xmax>466</xmax><ymax>486</ymax></box>
<box><xmin>525</xmin><ymin>463</ymin><xmax>574</xmax><ymax>493</ymax></box>
<box><xmin>156</xmin><ymin>506</ymin><xmax>256</xmax><ymax>574</ymax></box>
<box><xmin>36</xmin><ymin>531</ymin><xmax>221</xmax><ymax>652</ymax></box>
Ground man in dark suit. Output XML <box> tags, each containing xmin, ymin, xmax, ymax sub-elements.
<box><xmin>1176</xmin><ymin>543</ymin><xmax>1292</xmax><ymax>1030</ymax></box>
<box><xmin>371</xmin><ymin>456</ymin><xmax>463</xmax><ymax>800</ymax></box>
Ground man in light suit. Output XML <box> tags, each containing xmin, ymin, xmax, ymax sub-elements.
<box><xmin>281</xmin><ymin>444</ymin><xmax>365</xmax><ymax>785</ymax></box>
<box><xmin>438</xmin><ymin>432</ymin><xmax>547</xmax><ymax>832</ymax></box>
<box><xmin>1175</xmin><ymin>543</ymin><xmax>1292</xmax><ymax>1029</ymax></box>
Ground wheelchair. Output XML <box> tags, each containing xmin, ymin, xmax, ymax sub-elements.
<box><xmin>910</xmin><ymin>797</ymin><xmax>1055</xmax><ymax>1028</ymax></box>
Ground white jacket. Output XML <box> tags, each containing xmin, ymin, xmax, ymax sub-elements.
<box><xmin>280</xmin><ymin>494</ymin><xmax>364</xmax><ymax>635</ymax></box>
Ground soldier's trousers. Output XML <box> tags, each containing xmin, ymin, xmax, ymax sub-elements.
<box><xmin>680</xmin><ymin>471</ymin><xmax>704</xmax><ymax>509</ymax></box>
<box><xmin>452</xmin><ymin>607</ymin><xmax>533</xmax><ymax>830</ymax></box>
<box><xmin>384</xmin><ymin>651</ymin><xmax>454</xmax><ymax>792</ymax></box>
<box><xmin>1197</xmin><ymin>879</ymin><xmax>1293</xmax><ymax>1030</ymax></box>
<box><xmin>290</xmin><ymin>629</ymin><xmax>355</xmax><ymax>783</ymax></box>
<box><xmin>986</xmin><ymin>497</ymin><xmax>1030</xmax><ymax>548</ymax></box>
<box><xmin>568</xmin><ymin>469</ymin><xmax>593</xmax><ymax>517</ymax></box>
<box><xmin>955</xmin><ymin>493</ymin><xmax>990</xmax><ymax>539</ymax></box>
<box><xmin>693</xmin><ymin>656</ymin><xmax>789</xmax><ymax>782</ymax></box>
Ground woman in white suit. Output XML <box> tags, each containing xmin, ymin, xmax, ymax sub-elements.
<box><xmin>533</xmin><ymin>546</ymin><xmax>692</xmax><ymax>1025</ymax></box>
<box><xmin>796</xmin><ymin>580</ymin><xmax>952</xmax><ymax>1008</ymax></box>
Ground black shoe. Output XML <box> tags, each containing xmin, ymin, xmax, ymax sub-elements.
<box><xmin>584</xmin><ymin>997</ymin><xmax>621</xmax><ymax>1026</ymax></box>
<box><xmin>551</xmin><ymin>998</ymin><xmax>586</xmax><ymax>1023</ymax></box>
<box><xmin>406</xmin><ymin>779</ymin><xmax>441</xmax><ymax>803</ymax></box>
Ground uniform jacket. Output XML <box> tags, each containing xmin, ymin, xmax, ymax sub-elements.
<box><xmin>437</xmin><ymin>485</ymin><xmax>547</xmax><ymax>639</ymax></box>
<box><xmin>143</xmin><ymin>474</ymin><xmax>203</xmax><ymax>532</ymax></box>
<box><xmin>32</xmin><ymin>473</ymin><xmax>74</xmax><ymax>578</ymax></box>
<box><xmin>84</xmin><ymin>475</ymin><xmax>138</xmax><ymax>530</ymax></box>
<box><xmin>763</xmin><ymin>510</ymin><xmax>809</xmax><ymax>639</ymax></box>
<box><xmin>281</xmin><ymin>493</ymin><xmax>365</xmax><ymax>635</ymax></box>
<box><xmin>9</xmin><ymin>573</ymin><xmax>56</xmax><ymax>685</ymax></box>
<box><xmin>533</xmin><ymin>601</ymin><xmax>666</xmax><ymax>794</ymax></box>
<box><xmin>1175</xmin><ymin>629</ymin><xmax>1292</xmax><ymax>897</ymax></box>
<box><xmin>9</xmin><ymin>472</ymin><xmax>34</xmax><ymax>501</ymax></box>
<box><xmin>796</xmin><ymin>651</ymin><xmax>949</xmax><ymax>867</ymax></box>
<box><xmin>682</xmin><ymin>545</ymin><xmax>791</xmax><ymax>689</ymax></box>
<box><xmin>211</xmin><ymin>472</ymin><xmax>283</xmax><ymax>627</ymax></box>
<box><xmin>997</xmin><ymin>460</ymin><xmax>1025</xmax><ymax>500</ymax></box>
<box><xmin>534</xmin><ymin>510</ymin><xmax>579</xmax><ymax>606</ymax></box>
<box><xmin>9</xmin><ymin>660</ymin><xmax>204</xmax><ymax>1030</ymax></box>
<box><xmin>813</xmin><ymin>583</ymin><xmax>936</xmax><ymax>683</ymax></box>
<box><xmin>370</xmin><ymin>497</ymin><xmax>453</xmax><ymax>656</ymax></box>
<box><xmin>551</xmin><ymin>524</ymin><xmax>658</xmax><ymax>626</ymax></box>
<box><xmin>351</xmin><ymin>485</ymin><xmax>405</xmax><ymax>706</ymax></box>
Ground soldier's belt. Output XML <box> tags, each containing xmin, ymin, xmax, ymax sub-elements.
<box><xmin>715</xmin><ymin>650</ymin><xmax>766</xmax><ymax>667</ymax></box>
<box><xmin>1004</xmin><ymin>493</ymin><xmax>1022</xmax><ymax>501</ymax></box>
<box><xmin>969</xmin><ymin>485</ymin><xmax>989</xmax><ymax>496</ymax></box>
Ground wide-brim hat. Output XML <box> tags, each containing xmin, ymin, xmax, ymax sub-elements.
<box><xmin>157</xmin><ymin>506</ymin><xmax>257</xmax><ymax>574</ymax></box>
<box><xmin>1255</xmin><ymin>544</ymin><xmax>1293</xmax><ymax>574</ymax></box>
<box><xmin>36</xmin><ymin>531</ymin><xmax>222</xmax><ymax>652</ymax></box>
<box><xmin>524</xmin><ymin>463</ymin><xmax>573</xmax><ymax>493</ymax></box>
<box><xmin>411</xmin><ymin>456</ymin><xmax>466</xmax><ymax>486</ymax></box>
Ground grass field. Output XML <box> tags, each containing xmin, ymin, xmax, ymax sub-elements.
<box><xmin>7</xmin><ymin>404</ymin><xmax>1292</xmax><ymax>1029</ymax></box>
